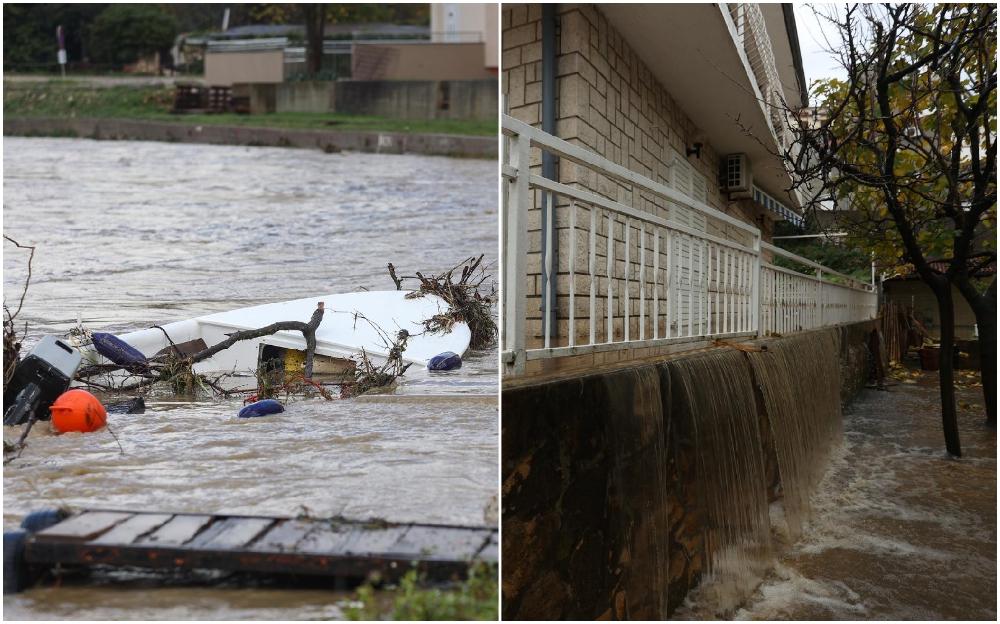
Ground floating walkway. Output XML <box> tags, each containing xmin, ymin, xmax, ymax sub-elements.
<box><xmin>8</xmin><ymin>508</ymin><xmax>496</xmax><ymax>592</ymax></box>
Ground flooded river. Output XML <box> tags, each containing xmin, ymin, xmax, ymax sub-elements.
<box><xmin>2</xmin><ymin>137</ymin><xmax>498</xmax><ymax>619</ymax></box>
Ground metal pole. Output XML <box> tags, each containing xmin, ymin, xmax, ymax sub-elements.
<box><xmin>539</xmin><ymin>4</ymin><xmax>559</xmax><ymax>342</ymax></box>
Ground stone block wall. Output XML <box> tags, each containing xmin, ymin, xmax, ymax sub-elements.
<box><xmin>502</xmin><ymin>4</ymin><xmax>772</xmax><ymax>369</ymax></box>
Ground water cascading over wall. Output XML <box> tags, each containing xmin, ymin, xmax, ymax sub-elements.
<box><xmin>501</xmin><ymin>323</ymin><xmax>873</xmax><ymax>620</ymax></box>
<box><xmin>745</xmin><ymin>331</ymin><xmax>844</xmax><ymax>540</ymax></box>
<box><xmin>667</xmin><ymin>349</ymin><xmax>774</xmax><ymax>612</ymax></box>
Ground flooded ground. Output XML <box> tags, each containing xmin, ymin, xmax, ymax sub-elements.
<box><xmin>732</xmin><ymin>370</ymin><xmax>996</xmax><ymax>620</ymax></box>
<box><xmin>3</xmin><ymin>137</ymin><xmax>498</xmax><ymax>619</ymax></box>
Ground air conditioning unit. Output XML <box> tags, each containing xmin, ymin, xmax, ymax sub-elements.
<box><xmin>722</xmin><ymin>153</ymin><xmax>752</xmax><ymax>193</ymax></box>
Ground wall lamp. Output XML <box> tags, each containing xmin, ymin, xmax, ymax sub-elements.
<box><xmin>686</xmin><ymin>142</ymin><xmax>703</xmax><ymax>159</ymax></box>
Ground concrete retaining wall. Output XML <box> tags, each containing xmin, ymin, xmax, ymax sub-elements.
<box><xmin>245</xmin><ymin>80</ymin><xmax>497</xmax><ymax>121</ymax></box>
<box><xmin>501</xmin><ymin>321</ymin><xmax>877</xmax><ymax>619</ymax></box>
<box><xmin>275</xmin><ymin>81</ymin><xmax>335</xmax><ymax>114</ymax></box>
<box><xmin>3</xmin><ymin>117</ymin><xmax>496</xmax><ymax>159</ymax></box>
<box><xmin>334</xmin><ymin>80</ymin><xmax>497</xmax><ymax>121</ymax></box>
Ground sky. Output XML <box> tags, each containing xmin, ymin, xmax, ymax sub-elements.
<box><xmin>793</xmin><ymin>3</ymin><xmax>848</xmax><ymax>87</ymax></box>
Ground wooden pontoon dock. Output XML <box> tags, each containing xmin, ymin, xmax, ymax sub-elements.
<box><xmin>8</xmin><ymin>508</ymin><xmax>496</xmax><ymax>592</ymax></box>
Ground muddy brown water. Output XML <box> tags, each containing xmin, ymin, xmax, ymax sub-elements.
<box><xmin>682</xmin><ymin>374</ymin><xmax>996</xmax><ymax>620</ymax></box>
<box><xmin>3</xmin><ymin>137</ymin><xmax>498</xmax><ymax>619</ymax></box>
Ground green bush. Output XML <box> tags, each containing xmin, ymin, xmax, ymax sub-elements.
<box><xmin>88</xmin><ymin>5</ymin><xmax>177</xmax><ymax>67</ymax></box>
<box><xmin>345</xmin><ymin>562</ymin><xmax>498</xmax><ymax>621</ymax></box>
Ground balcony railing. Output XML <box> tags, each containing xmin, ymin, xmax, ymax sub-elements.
<box><xmin>501</xmin><ymin>114</ymin><xmax>878</xmax><ymax>376</ymax></box>
<box><xmin>723</xmin><ymin>3</ymin><xmax>794</xmax><ymax>152</ymax></box>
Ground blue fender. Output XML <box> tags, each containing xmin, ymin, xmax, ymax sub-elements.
<box><xmin>428</xmin><ymin>352</ymin><xmax>462</xmax><ymax>371</ymax></box>
<box><xmin>20</xmin><ymin>509</ymin><xmax>68</xmax><ymax>533</ymax></box>
<box><xmin>91</xmin><ymin>332</ymin><xmax>147</xmax><ymax>368</ymax></box>
<box><xmin>238</xmin><ymin>399</ymin><xmax>284</xmax><ymax>419</ymax></box>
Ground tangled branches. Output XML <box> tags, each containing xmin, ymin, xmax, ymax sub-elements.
<box><xmin>75</xmin><ymin>303</ymin><xmax>327</xmax><ymax>400</ymax></box>
<box><xmin>340</xmin><ymin>311</ymin><xmax>411</xmax><ymax>398</ymax></box>
<box><xmin>389</xmin><ymin>255</ymin><xmax>497</xmax><ymax>350</ymax></box>
<box><xmin>3</xmin><ymin>235</ymin><xmax>35</xmax><ymax>386</ymax></box>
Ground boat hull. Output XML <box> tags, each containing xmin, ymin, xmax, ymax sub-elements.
<box><xmin>80</xmin><ymin>291</ymin><xmax>470</xmax><ymax>375</ymax></box>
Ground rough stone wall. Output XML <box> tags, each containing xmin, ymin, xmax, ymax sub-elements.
<box><xmin>501</xmin><ymin>321</ymin><xmax>875</xmax><ymax>619</ymax></box>
<box><xmin>502</xmin><ymin>4</ymin><xmax>772</xmax><ymax>372</ymax></box>
<box><xmin>502</xmin><ymin>364</ymin><xmax>677</xmax><ymax>619</ymax></box>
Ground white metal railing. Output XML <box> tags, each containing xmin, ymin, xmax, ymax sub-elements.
<box><xmin>501</xmin><ymin>115</ymin><xmax>878</xmax><ymax>376</ymax></box>
<box><xmin>724</xmin><ymin>3</ymin><xmax>793</xmax><ymax>152</ymax></box>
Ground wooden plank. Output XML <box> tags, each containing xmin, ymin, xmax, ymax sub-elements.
<box><xmin>390</xmin><ymin>526</ymin><xmax>490</xmax><ymax>561</ymax></box>
<box><xmin>294</xmin><ymin>523</ymin><xmax>355</xmax><ymax>555</ymax></box>
<box><xmin>34</xmin><ymin>511</ymin><xmax>133</xmax><ymax>542</ymax></box>
<box><xmin>90</xmin><ymin>513</ymin><xmax>173</xmax><ymax>545</ymax></box>
<box><xmin>339</xmin><ymin>525</ymin><xmax>411</xmax><ymax>556</ymax></box>
<box><xmin>186</xmin><ymin>517</ymin><xmax>275</xmax><ymax>550</ymax></box>
<box><xmin>153</xmin><ymin>338</ymin><xmax>207</xmax><ymax>359</ymax></box>
<box><xmin>137</xmin><ymin>514</ymin><xmax>214</xmax><ymax>547</ymax></box>
<box><xmin>250</xmin><ymin>519</ymin><xmax>315</xmax><ymax>552</ymax></box>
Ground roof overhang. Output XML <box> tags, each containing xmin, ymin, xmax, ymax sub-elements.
<box><xmin>601</xmin><ymin>3</ymin><xmax>805</xmax><ymax>207</ymax></box>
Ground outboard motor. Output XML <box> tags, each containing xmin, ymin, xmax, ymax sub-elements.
<box><xmin>3</xmin><ymin>336</ymin><xmax>82</xmax><ymax>426</ymax></box>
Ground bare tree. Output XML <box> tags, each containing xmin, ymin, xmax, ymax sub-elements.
<box><xmin>764</xmin><ymin>4</ymin><xmax>996</xmax><ymax>455</ymax></box>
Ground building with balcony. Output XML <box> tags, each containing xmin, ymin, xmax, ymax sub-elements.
<box><xmin>501</xmin><ymin>6</ymin><xmax>886</xmax><ymax>620</ymax></box>
<box><xmin>501</xmin><ymin>3</ymin><xmax>874</xmax><ymax>377</ymax></box>
<box><xmin>503</xmin><ymin>3</ymin><xmax>807</xmax><ymax>233</ymax></box>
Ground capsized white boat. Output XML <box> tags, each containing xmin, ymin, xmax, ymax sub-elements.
<box><xmin>79</xmin><ymin>291</ymin><xmax>470</xmax><ymax>375</ymax></box>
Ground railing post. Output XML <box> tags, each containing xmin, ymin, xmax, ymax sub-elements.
<box><xmin>752</xmin><ymin>232</ymin><xmax>762</xmax><ymax>337</ymax></box>
<box><xmin>816</xmin><ymin>269</ymin><xmax>824</xmax><ymax>328</ymax></box>
<box><xmin>504</xmin><ymin>132</ymin><xmax>530</xmax><ymax>376</ymax></box>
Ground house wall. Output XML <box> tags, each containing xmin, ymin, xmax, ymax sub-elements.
<box><xmin>502</xmin><ymin>4</ymin><xmax>774</xmax><ymax>373</ymax></box>
<box><xmin>205</xmin><ymin>50</ymin><xmax>285</xmax><ymax>86</ymax></box>
<box><xmin>884</xmin><ymin>280</ymin><xmax>979</xmax><ymax>340</ymax></box>
<box><xmin>431</xmin><ymin>3</ymin><xmax>499</xmax><ymax>69</ymax></box>
<box><xmin>352</xmin><ymin>43</ymin><xmax>495</xmax><ymax>81</ymax></box>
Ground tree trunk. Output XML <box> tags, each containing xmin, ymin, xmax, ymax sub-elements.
<box><xmin>934</xmin><ymin>285</ymin><xmax>962</xmax><ymax>457</ymax></box>
<box><xmin>302</xmin><ymin>5</ymin><xmax>325</xmax><ymax>76</ymax></box>
<box><xmin>977</xmin><ymin>310</ymin><xmax>997</xmax><ymax>427</ymax></box>
<box><xmin>954</xmin><ymin>275</ymin><xmax>996</xmax><ymax>427</ymax></box>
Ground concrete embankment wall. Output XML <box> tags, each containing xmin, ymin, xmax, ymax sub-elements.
<box><xmin>3</xmin><ymin>117</ymin><xmax>496</xmax><ymax>159</ymax></box>
<box><xmin>501</xmin><ymin>321</ymin><xmax>876</xmax><ymax>620</ymax></box>
<box><xmin>247</xmin><ymin>80</ymin><xmax>497</xmax><ymax>122</ymax></box>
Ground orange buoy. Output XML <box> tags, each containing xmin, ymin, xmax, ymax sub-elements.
<box><xmin>49</xmin><ymin>389</ymin><xmax>107</xmax><ymax>433</ymax></box>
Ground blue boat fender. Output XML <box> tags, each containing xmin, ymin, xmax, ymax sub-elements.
<box><xmin>428</xmin><ymin>352</ymin><xmax>462</xmax><ymax>371</ymax></box>
<box><xmin>91</xmin><ymin>332</ymin><xmax>147</xmax><ymax>368</ymax></box>
<box><xmin>20</xmin><ymin>508</ymin><xmax>69</xmax><ymax>533</ymax></box>
<box><xmin>238</xmin><ymin>399</ymin><xmax>284</xmax><ymax>419</ymax></box>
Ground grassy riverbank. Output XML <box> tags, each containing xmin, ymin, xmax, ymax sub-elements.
<box><xmin>3</xmin><ymin>80</ymin><xmax>496</xmax><ymax>136</ymax></box>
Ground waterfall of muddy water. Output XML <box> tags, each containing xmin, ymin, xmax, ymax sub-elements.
<box><xmin>3</xmin><ymin>138</ymin><xmax>497</xmax><ymax>619</ymax></box>
<box><xmin>735</xmin><ymin>377</ymin><xmax>996</xmax><ymax>620</ymax></box>
<box><xmin>605</xmin><ymin>366</ymin><xmax>670</xmax><ymax>619</ymax></box>
<box><xmin>668</xmin><ymin>350</ymin><xmax>773</xmax><ymax>615</ymax></box>
<box><xmin>746</xmin><ymin>331</ymin><xmax>844</xmax><ymax>541</ymax></box>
